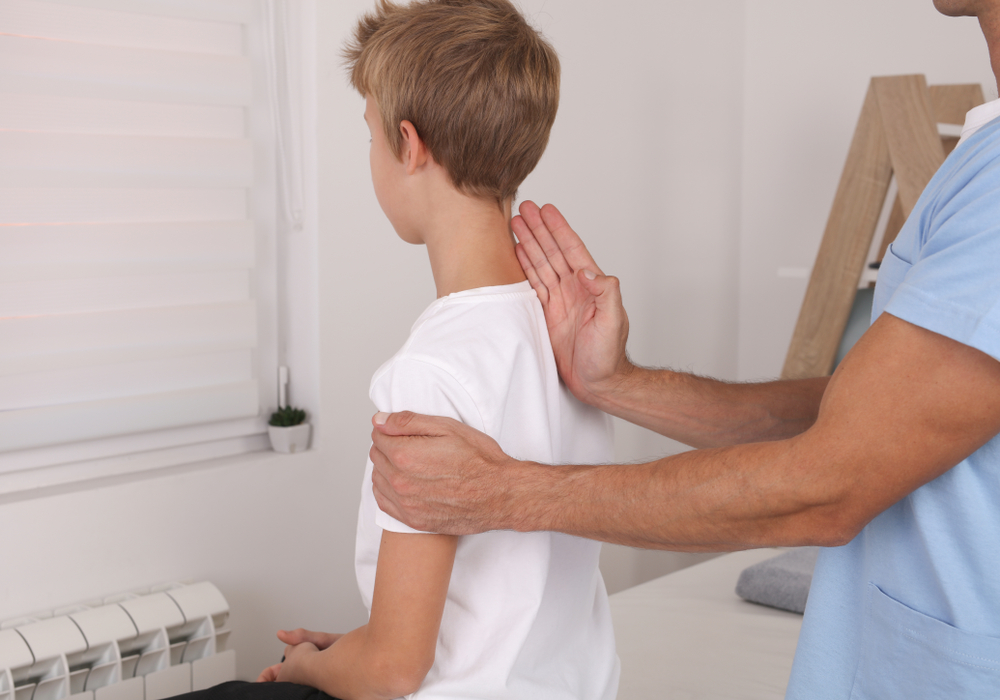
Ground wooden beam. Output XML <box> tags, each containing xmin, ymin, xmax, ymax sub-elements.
<box><xmin>928</xmin><ymin>83</ymin><xmax>985</xmax><ymax>125</ymax></box>
<box><xmin>781</xmin><ymin>75</ymin><xmax>971</xmax><ymax>380</ymax></box>
<box><xmin>781</xmin><ymin>82</ymin><xmax>892</xmax><ymax>379</ymax></box>
<box><xmin>872</xmin><ymin>75</ymin><xmax>945</xmax><ymax>217</ymax></box>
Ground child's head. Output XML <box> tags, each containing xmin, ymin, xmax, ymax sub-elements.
<box><xmin>344</xmin><ymin>0</ymin><xmax>560</xmax><ymax>205</ymax></box>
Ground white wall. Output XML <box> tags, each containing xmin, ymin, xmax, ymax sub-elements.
<box><xmin>2</xmin><ymin>0</ymin><xmax>996</xmax><ymax>683</ymax></box>
<box><xmin>738</xmin><ymin>1</ymin><xmax>996</xmax><ymax>380</ymax></box>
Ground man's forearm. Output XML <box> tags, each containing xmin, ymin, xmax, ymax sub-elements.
<box><xmin>590</xmin><ymin>365</ymin><xmax>829</xmax><ymax>449</ymax></box>
<box><xmin>505</xmin><ymin>437</ymin><xmax>851</xmax><ymax>552</ymax></box>
<box><xmin>505</xmin><ymin>316</ymin><xmax>1000</xmax><ymax>549</ymax></box>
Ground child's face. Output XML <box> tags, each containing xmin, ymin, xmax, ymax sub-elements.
<box><xmin>364</xmin><ymin>95</ymin><xmax>420</xmax><ymax>243</ymax></box>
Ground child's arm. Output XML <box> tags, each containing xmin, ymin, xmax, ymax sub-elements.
<box><xmin>276</xmin><ymin>530</ymin><xmax>457</xmax><ymax>700</ymax></box>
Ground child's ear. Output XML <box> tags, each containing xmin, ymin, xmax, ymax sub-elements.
<box><xmin>398</xmin><ymin>120</ymin><xmax>429</xmax><ymax>175</ymax></box>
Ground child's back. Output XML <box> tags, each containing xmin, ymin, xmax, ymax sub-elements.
<box><xmin>357</xmin><ymin>280</ymin><xmax>618</xmax><ymax>698</ymax></box>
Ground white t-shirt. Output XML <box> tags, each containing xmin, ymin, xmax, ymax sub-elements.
<box><xmin>355</xmin><ymin>281</ymin><xmax>620</xmax><ymax>700</ymax></box>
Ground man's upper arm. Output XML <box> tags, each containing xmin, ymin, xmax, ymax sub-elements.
<box><xmin>789</xmin><ymin>311</ymin><xmax>1000</xmax><ymax>542</ymax></box>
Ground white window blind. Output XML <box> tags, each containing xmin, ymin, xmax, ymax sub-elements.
<box><xmin>0</xmin><ymin>0</ymin><xmax>278</xmax><ymax>485</ymax></box>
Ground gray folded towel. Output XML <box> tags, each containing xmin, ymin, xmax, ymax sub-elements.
<box><xmin>735</xmin><ymin>547</ymin><xmax>820</xmax><ymax>614</ymax></box>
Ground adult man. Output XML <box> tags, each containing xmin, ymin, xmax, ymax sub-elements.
<box><xmin>370</xmin><ymin>0</ymin><xmax>1000</xmax><ymax>695</ymax></box>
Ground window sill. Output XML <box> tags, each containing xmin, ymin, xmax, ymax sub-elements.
<box><xmin>0</xmin><ymin>436</ymin><xmax>319</xmax><ymax>504</ymax></box>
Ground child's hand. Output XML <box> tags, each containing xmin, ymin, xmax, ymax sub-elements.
<box><xmin>256</xmin><ymin>663</ymin><xmax>282</xmax><ymax>682</ymax></box>
<box><xmin>276</xmin><ymin>642</ymin><xmax>320</xmax><ymax>685</ymax></box>
<box><xmin>257</xmin><ymin>630</ymin><xmax>341</xmax><ymax>683</ymax></box>
<box><xmin>277</xmin><ymin>628</ymin><xmax>343</xmax><ymax>650</ymax></box>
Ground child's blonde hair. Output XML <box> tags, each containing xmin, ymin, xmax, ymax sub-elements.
<box><xmin>344</xmin><ymin>0</ymin><xmax>560</xmax><ymax>204</ymax></box>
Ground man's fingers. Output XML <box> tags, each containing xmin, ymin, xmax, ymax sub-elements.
<box><xmin>518</xmin><ymin>200</ymin><xmax>575</xmax><ymax>280</ymax></box>
<box><xmin>371</xmin><ymin>410</ymin><xmax>459</xmax><ymax>438</ymax></box>
<box><xmin>515</xmin><ymin>242</ymin><xmax>550</xmax><ymax>305</ymax></box>
<box><xmin>369</xmin><ymin>437</ymin><xmax>417</xmax><ymax>516</ymax></box>
<box><xmin>578</xmin><ymin>269</ymin><xmax>619</xmax><ymax>300</ymax></box>
<box><xmin>371</xmin><ymin>465</ymin><xmax>410</xmax><ymax>524</ymax></box>
<box><xmin>512</xmin><ymin>214</ymin><xmax>563</xmax><ymax>292</ymax></box>
<box><xmin>539</xmin><ymin>203</ymin><xmax>603</xmax><ymax>276</ymax></box>
<box><xmin>578</xmin><ymin>270</ymin><xmax>627</xmax><ymax>328</ymax></box>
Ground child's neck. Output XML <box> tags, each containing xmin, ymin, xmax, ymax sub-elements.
<box><xmin>420</xmin><ymin>193</ymin><xmax>527</xmax><ymax>299</ymax></box>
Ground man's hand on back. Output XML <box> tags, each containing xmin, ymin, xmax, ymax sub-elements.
<box><xmin>367</xmin><ymin>201</ymin><xmax>635</xmax><ymax>535</ymax></box>
<box><xmin>512</xmin><ymin>201</ymin><xmax>632</xmax><ymax>408</ymax></box>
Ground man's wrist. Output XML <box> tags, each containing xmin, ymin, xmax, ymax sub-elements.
<box><xmin>500</xmin><ymin>459</ymin><xmax>578</xmax><ymax>534</ymax></box>
<box><xmin>584</xmin><ymin>360</ymin><xmax>643</xmax><ymax>414</ymax></box>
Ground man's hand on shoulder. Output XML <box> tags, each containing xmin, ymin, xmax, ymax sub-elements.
<box><xmin>370</xmin><ymin>411</ymin><xmax>523</xmax><ymax>534</ymax></box>
<box><xmin>512</xmin><ymin>201</ymin><xmax>632</xmax><ymax>407</ymax></box>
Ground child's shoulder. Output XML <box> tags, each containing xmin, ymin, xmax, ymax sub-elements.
<box><xmin>424</xmin><ymin>281</ymin><xmax>541</xmax><ymax>354</ymax></box>
<box><xmin>370</xmin><ymin>281</ymin><xmax>547</xmax><ymax>401</ymax></box>
<box><xmin>408</xmin><ymin>280</ymin><xmax>539</xmax><ymax>348</ymax></box>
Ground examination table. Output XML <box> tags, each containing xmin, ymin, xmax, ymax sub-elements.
<box><xmin>609</xmin><ymin>549</ymin><xmax>804</xmax><ymax>699</ymax></box>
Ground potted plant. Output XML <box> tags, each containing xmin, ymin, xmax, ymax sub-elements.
<box><xmin>267</xmin><ymin>406</ymin><xmax>311</xmax><ymax>453</ymax></box>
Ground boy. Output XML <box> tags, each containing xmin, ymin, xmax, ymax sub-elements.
<box><xmin>261</xmin><ymin>1</ymin><xmax>619</xmax><ymax>698</ymax></box>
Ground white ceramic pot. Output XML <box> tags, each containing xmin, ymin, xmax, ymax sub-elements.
<box><xmin>267</xmin><ymin>423</ymin><xmax>311</xmax><ymax>454</ymax></box>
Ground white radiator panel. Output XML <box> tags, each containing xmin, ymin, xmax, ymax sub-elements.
<box><xmin>0</xmin><ymin>583</ymin><xmax>236</xmax><ymax>700</ymax></box>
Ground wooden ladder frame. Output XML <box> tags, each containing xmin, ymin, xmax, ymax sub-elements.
<box><xmin>781</xmin><ymin>75</ymin><xmax>984</xmax><ymax>380</ymax></box>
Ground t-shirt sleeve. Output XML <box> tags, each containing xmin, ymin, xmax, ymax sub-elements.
<box><xmin>883</xmin><ymin>159</ymin><xmax>1000</xmax><ymax>362</ymax></box>
<box><xmin>369</xmin><ymin>356</ymin><xmax>484</xmax><ymax>534</ymax></box>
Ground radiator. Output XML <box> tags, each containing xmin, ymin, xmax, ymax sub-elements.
<box><xmin>0</xmin><ymin>582</ymin><xmax>236</xmax><ymax>700</ymax></box>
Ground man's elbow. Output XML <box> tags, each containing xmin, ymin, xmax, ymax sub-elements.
<box><xmin>808</xmin><ymin>523</ymin><xmax>859</xmax><ymax>548</ymax></box>
<box><xmin>795</xmin><ymin>501</ymin><xmax>871</xmax><ymax>548</ymax></box>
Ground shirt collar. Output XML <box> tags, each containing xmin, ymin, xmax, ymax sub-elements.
<box><xmin>957</xmin><ymin>97</ymin><xmax>1000</xmax><ymax>145</ymax></box>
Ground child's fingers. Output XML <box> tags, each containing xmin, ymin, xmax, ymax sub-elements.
<box><xmin>276</xmin><ymin>628</ymin><xmax>300</xmax><ymax>644</ymax></box>
<box><xmin>278</xmin><ymin>628</ymin><xmax>339</xmax><ymax>649</ymax></box>
<box><xmin>256</xmin><ymin>664</ymin><xmax>281</xmax><ymax>683</ymax></box>
<box><xmin>277</xmin><ymin>628</ymin><xmax>311</xmax><ymax>646</ymax></box>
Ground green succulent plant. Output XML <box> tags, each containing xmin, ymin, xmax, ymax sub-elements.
<box><xmin>269</xmin><ymin>406</ymin><xmax>307</xmax><ymax>427</ymax></box>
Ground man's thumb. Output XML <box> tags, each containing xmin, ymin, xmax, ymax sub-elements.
<box><xmin>578</xmin><ymin>268</ymin><xmax>607</xmax><ymax>294</ymax></box>
<box><xmin>372</xmin><ymin>410</ymin><xmax>426</xmax><ymax>436</ymax></box>
<box><xmin>578</xmin><ymin>269</ymin><xmax>623</xmax><ymax>308</ymax></box>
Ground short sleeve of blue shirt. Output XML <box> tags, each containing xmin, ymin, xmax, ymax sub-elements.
<box><xmin>875</xmin><ymin>119</ymin><xmax>1000</xmax><ymax>359</ymax></box>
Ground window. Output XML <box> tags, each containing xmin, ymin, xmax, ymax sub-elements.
<box><xmin>0</xmin><ymin>0</ymin><xmax>287</xmax><ymax>492</ymax></box>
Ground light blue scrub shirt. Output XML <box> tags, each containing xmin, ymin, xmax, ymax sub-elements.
<box><xmin>786</xmin><ymin>110</ymin><xmax>1000</xmax><ymax>698</ymax></box>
